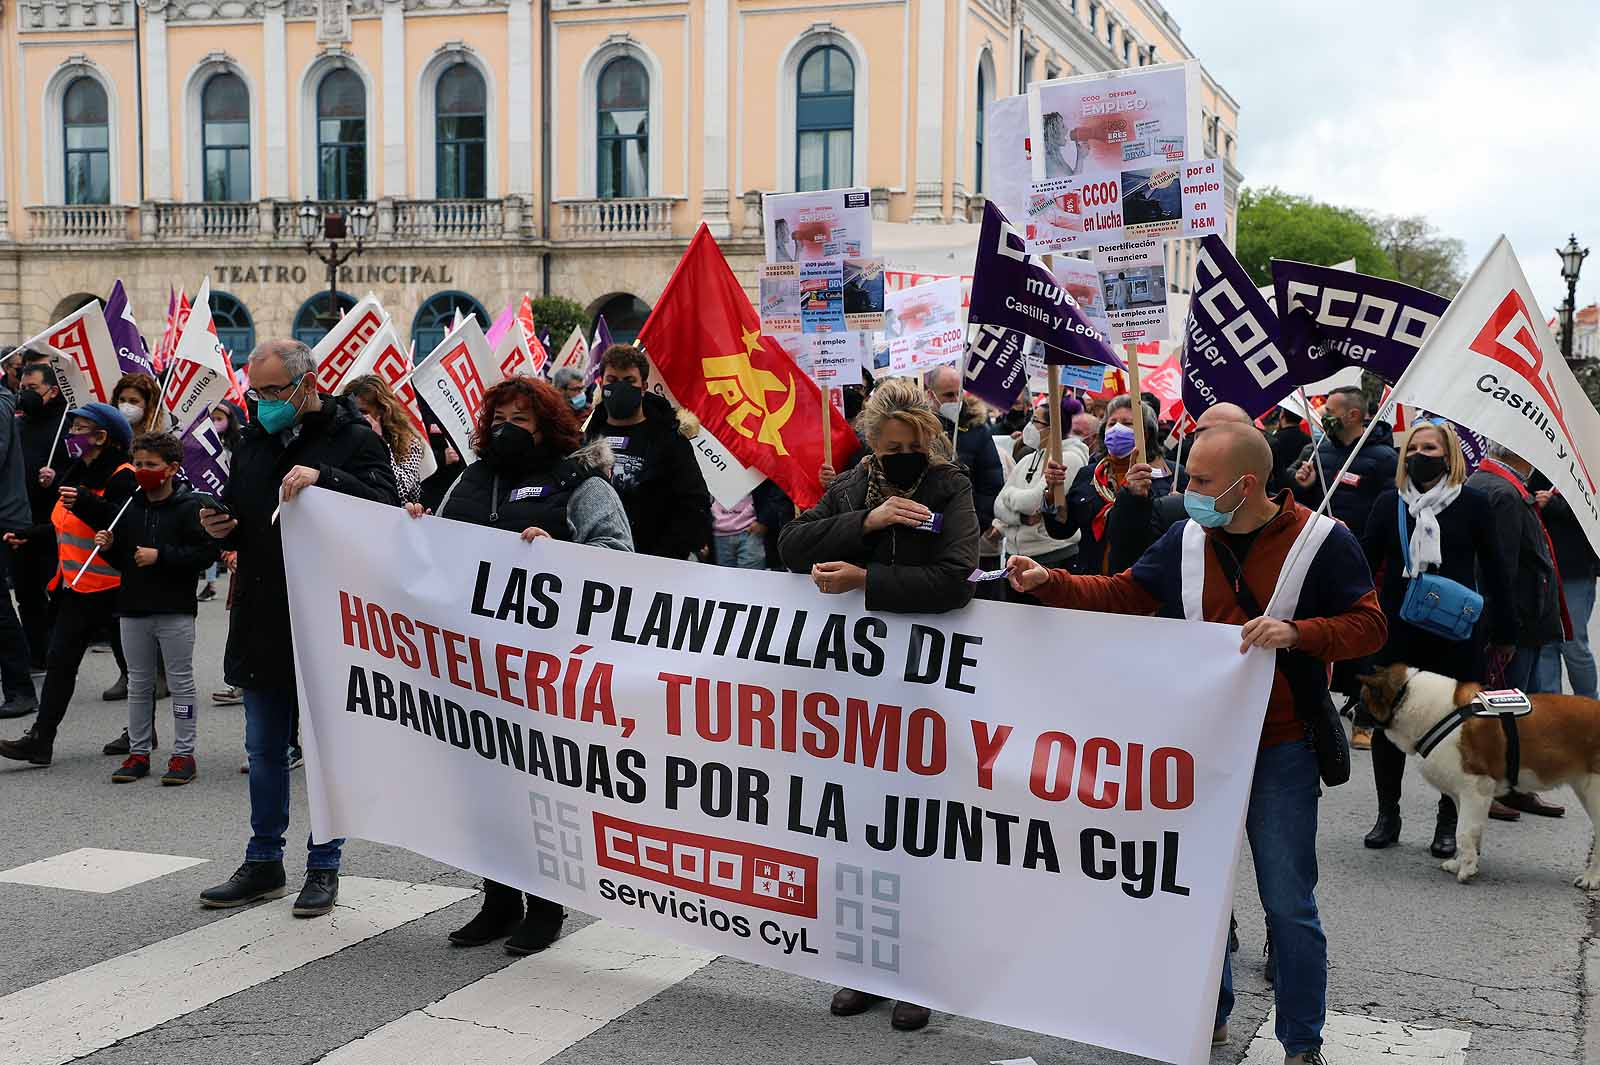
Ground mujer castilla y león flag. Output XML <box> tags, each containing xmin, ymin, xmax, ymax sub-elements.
<box><xmin>639</xmin><ymin>225</ymin><xmax>860</xmax><ymax>510</ymax></box>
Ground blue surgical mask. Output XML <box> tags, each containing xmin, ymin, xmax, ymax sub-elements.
<box><xmin>569</xmin><ymin>393</ymin><xmax>589</xmax><ymax>411</ymax></box>
<box><xmin>1104</xmin><ymin>423</ymin><xmax>1137</xmax><ymax>458</ymax></box>
<box><xmin>1183</xmin><ymin>476</ymin><xmax>1246</xmax><ymax>529</ymax></box>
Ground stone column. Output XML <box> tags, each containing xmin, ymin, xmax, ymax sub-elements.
<box><xmin>381</xmin><ymin>0</ymin><xmax>406</xmax><ymax>196</ymax></box>
<box><xmin>144</xmin><ymin>0</ymin><xmax>173</xmax><ymax>200</ymax></box>
<box><xmin>700</xmin><ymin>0</ymin><xmax>731</xmax><ymax>237</ymax></box>
<box><xmin>505</xmin><ymin>0</ymin><xmax>534</xmax><ymax>197</ymax></box>
<box><xmin>912</xmin><ymin>0</ymin><xmax>945</xmax><ymax>223</ymax></box>
<box><xmin>264</xmin><ymin>0</ymin><xmax>289</xmax><ymax>198</ymax></box>
<box><xmin>0</xmin><ymin>249</ymin><xmax>20</xmax><ymax>342</ymax></box>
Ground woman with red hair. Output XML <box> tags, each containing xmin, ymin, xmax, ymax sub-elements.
<box><xmin>405</xmin><ymin>375</ymin><xmax>631</xmax><ymax>952</ymax></box>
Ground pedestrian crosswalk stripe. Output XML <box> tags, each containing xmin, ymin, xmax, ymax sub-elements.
<box><xmin>316</xmin><ymin>920</ymin><xmax>718</xmax><ymax>1065</ymax></box>
<box><xmin>0</xmin><ymin>848</ymin><xmax>210</xmax><ymax>894</ymax></box>
<box><xmin>1242</xmin><ymin>1009</ymin><xmax>1469</xmax><ymax>1063</ymax></box>
<box><xmin>0</xmin><ymin>876</ymin><xmax>476</xmax><ymax>1065</ymax></box>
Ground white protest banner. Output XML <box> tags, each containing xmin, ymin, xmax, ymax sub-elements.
<box><xmin>643</xmin><ymin>360</ymin><xmax>767</xmax><ymax>510</ymax></box>
<box><xmin>763</xmin><ymin>188</ymin><xmax>873</xmax><ymax>262</ymax></box>
<box><xmin>309</xmin><ymin>294</ymin><xmax>386</xmax><ymax>393</ymax></box>
<box><xmin>23</xmin><ymin>299</ymin><xmax>122</xmax><ymax>404</ymax></box>
<box><xmin>759</xmin><ymin>263</ymin><xmax>802</xmax><ymax>334</ymax></box>
<box><xmin>1093</xmin><ymin>238</ymin><xmax>1169</xmax><ymax>345</ymax></box>
<box><xmin>1389</xmin><ymin>236</ymin><xmax>1600</xmax><ymax>554</ymax></box>
<box><xmin>411</xmin><ymin>316</ymin><xmax>497</xmax><ymax>464</ymax></box>
<box><xmin>805</xmin><ymin>332</ymin><xmax>866</xmax><ymax>385</ymax></box>
<box><xmin>551</xmin><ymin>327</ymin><xmax>590</xmax><ymax>377</ymax></box>
<box><xmin>491</xmin><ymin>313</ymin><xmax>540</xmax><ymax>380</ymax></box>
<box><xmin>341</xmin><ymin>320</ymin><xmax>439</xmax><ymax>481</ymax></box>
<box><xmin>159</xmin><ymin>278</ymin><xmax>232</xmax><ymax>429</ymax></box>
<box><xmin>284</xmin><ymin>490</ymin><xmax>1274</xmax><ymax>1065</ymax></box>
<box><xmin>983</xmin><ymin>94</ymin><xmax>1033</xmax><ymax>225</ymax></box>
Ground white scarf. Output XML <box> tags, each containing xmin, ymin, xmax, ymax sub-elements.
<box><xmin>1399</xmin><ymin>478</ymin><xmax>1461</xmax><ymax>577</ymax></box>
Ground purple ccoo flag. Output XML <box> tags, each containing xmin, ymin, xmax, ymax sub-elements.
<box><xmin>1271</xmin><ymin>259</ymin><xmax>1450</xmax><ymax>387</ymax></box>
<box><xmin>962</xmin><ymin>323</ymin><xmax>1032</xmax><ymax>411</ymax></box>
<box><xmin>178</xmin><ymin>411</ymin><xmax>230</xmax><ymax>495</ymax></box>
<box><xmin>968</xmin><ymin>201</ymin><xmax>1123</xmax><ymax>370</ymax></box>
<box><xmin>105</xmin><ymin>280</ymin><xmax>157</xmax><ymax>377</ymax></box>
<box><xmin>585</xmin><ymin>315</ymin><xmax>615</xmax><ymax>385</ymax></box>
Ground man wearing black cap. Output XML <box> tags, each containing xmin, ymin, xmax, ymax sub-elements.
<box><xmin>0</xmin><ymin>354</ymin><xmax>39</xmax><ymax>718</ymax></box>
<box><xmin>0</xmin><ymin>402</ymin><xmax>136</xmax><ymax>765</ymax></box>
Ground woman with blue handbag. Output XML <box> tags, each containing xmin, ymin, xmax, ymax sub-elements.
<box><xmin>1358</xmin><ymin>421</ymin><xmax>1517</xmax><ymax>857</ymax></box>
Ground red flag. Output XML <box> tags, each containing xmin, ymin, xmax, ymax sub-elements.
<box><xmin>638</xmin><ymin>225</ymin><xmax>859</xmax><ymax>509</ymax></box>
<box><xmin>517</xmin><ymin>293</ymin><xmax>548</xmax><ymax>375</ymax></box>
<box><xmin>155</xmin><ymin>287</ymin><xmax>192</xmax><ymax>376</ymax></box>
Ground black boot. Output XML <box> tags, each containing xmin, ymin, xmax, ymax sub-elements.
<box><xmin>1364</xmin><ymin>805</ymin><xmax>1402</xmax><ymax>849</ymax></box>
<box><xmin>293</xmin><ymin>869</ymin><xmax>339</xmax><ymax>917</ymax></box>
<box><xmin>449</xmin><ymin>880</ymin><xmax>525</xmax><ymax>946</ymax></box>
<box><xmin>1430</xmin><ymin>797</ymin><xmax>1458</xmax><ymax>859</ymax></box>
<box><xmin>0</xmin><ymin>725</ymin><xmax>52</xmax><ymax>765</ymax></box>
<box><xmin>199</xmin><ymin>861</ymin><xmax>287</xmax><ymax>908</ymax></box>
<box><xmin>505</xmin><ymin>893</ymin><xmax>566</xmax><ymax>955</ymax></box>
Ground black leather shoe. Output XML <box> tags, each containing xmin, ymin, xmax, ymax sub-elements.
<box><xmin>449</xmin><ymin>881</ymin><xmax>525</xmax><ymax>946</ymax></box>
<box><xmin>200</xmin><ymin>861</ymin><xmax>287</xmax><ymax>908</ymax></box>
<box><xmin>0</xmin><ymin>726</ymin><xmax>51</xmax><ymax>765</ymax></box>
<box><xmin>103</xmin><ymin>728</ymin><xmax>156</xmax><ymax>756</ymax></box>
<box><xmin>1501</xmin><ymin>790</ymin><xmax>1566</xmax><ymax>818</ymax></box>
<box><xmin>890</xmin><ymin>1001</ymin><xmax>931</xmax><ymax>1031</ymax></box>
<box><xmin>293</xmin><ymin>869</ymin><xmax>340</xmax><ymax>917</ymax></box>
<box><xmin>1363</xmin><ymin>807</ymin><xmax>1402</xmax><ymax>849</ymax></box>
<box><xmin>0</xmin><ymin>695</ymin><xmax>37</xmax><ymax>719</ymax></box>
<box><xmin>504</xmin><ymin>894</ymin><xmax>565</xmax><ymax>954</ymax></box>
<box><xmin>102</xmin><ymin>675</ymin><xmax>128</xmax><ymax>701</ymax></box>
<box><xmin>830</xmin><ymin>988</ymin><xmax>886</xmax><ymax>1016</ymax></box>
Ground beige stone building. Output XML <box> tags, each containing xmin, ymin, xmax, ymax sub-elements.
<box><xmin>0</xmin><ymin>0</ymin><xmax>1239</xmax><ymax>359</ymax></box>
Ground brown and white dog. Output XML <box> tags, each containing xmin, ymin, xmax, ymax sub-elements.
<box><xmin>1357</xmin><ymin>663</ymin><xmax>1600</xmax><ymax>888</ymax></box>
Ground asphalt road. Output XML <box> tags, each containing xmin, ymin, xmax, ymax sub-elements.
<box><xmin>0</xmin><ymin>591</ymin><xmax>1593</xmax><ymax>1065</ymax></box>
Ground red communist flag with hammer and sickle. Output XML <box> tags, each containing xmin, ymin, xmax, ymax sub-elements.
<box><xmin>638</xmin><ymin>224</ymin><xmax>859</xmax><ymax>510</ymax></box>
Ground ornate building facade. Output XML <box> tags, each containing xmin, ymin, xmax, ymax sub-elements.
<box><xmin>0</xmin><ymin>0</ymin><xmax>1240</xmax><ymax>355</ymax></box>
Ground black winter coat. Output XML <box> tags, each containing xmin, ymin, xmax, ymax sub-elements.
<box><xmin>100</xmin><ymin>483</ymin><xmax>220</xmax><ymax>617</ymax></box>
<box><xmin>1359</xmin><ymin>485</ymin><xmax>1516</xmax><ymax>681</ymax></box>
<box><xmin>1530</xmin><ymin>471</ymin><xmax>1598</xmax><ymax>581</ymax></box>
<box><xmin>1042</xmin><ymin>459</ymin><xmax>1174</xmax><ymax>575</ymax></box>
<box><xmin>944</xmin><ymin>404</ymin><xmax>1005</xmax><ymax>545</ymax></box>
<box><xmin>1466</xmin><ymin>463</ymin><xmax>1564</xmax><ymax>646</ymax></box>
<box><xmin>220</xmin><ymin>395</ymin><xmax>398</xmax><ymax>689</ymax></box>
<box><xmin>752</xmin><ymin>479</ymin><xmax>795</xmax><ymax>571</ymax></box>
<box><xmin>778</xmin><ymin>460</ymin><xmax>978</xmax><ymax>614</ymax></box>
<box><xmin>585</xmin><ymin>393</ymin><xmax>711</xmax><ymax>560</ymax></box>
<box><xmin>19</xmin><ymin>396</ymin><xmax>68</xmax><ymax>524</ymax></box>
<box><xmin>1291</xmin><ymin>422</ymin><xmax>1399</xmax><ymax>537</ymax></box>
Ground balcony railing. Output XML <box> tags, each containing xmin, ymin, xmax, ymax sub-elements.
<box><xmin>558</xmin><ymin>197</ymin><xmax>675</xmax><ymax>241</ymax></box>
<box><xmin>394</xmin><ymin>199</ymin><xmax>505</xmax><ymax>241</ymax></box>
<box><xmin>26</xmin><ymin>204</ymin><xmax>135</xmax><ymax>242</ymax></box>
<box><xmin>151</xmin><ymin>201</ymin><xmax>260</xmax><ymax>240</ymax></box>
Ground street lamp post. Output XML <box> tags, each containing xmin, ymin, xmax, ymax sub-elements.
<box><xmin>1557</xmin><ymin>234</ymin><xmax>1589</xmax><ymax>360</ymax></box>
<box><xmin>300</xmin><ymin>199</ymin><xmax>373</xmax><ymax>329</ymax></box>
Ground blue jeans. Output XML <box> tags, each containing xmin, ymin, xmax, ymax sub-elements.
<box><xmin>1535</xmin><ymin>577</ymin><xmax>1598</xmax><ymax>698</ymax></box>
<box><xmin>1217</xmin><ymin>740</ymin><xmax>1325</xmax><ymax>1055</ymax></box>
<box><xmin>1505</xmin><ymin>645</ymin><xmax>1542</xmax><ymax>693</ymax></box>
<box><xmin>714</xmin><ymin>530</ymin><xmax>766</xmax><ymax>569</ymax></box>
<box><xmin>243</xmin><ymin>686</ymin><xmax>343</xmax><ymax>870</ymax></box>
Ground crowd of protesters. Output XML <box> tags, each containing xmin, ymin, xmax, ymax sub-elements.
<box><xmin>0</xmin><ymin>331</ymin><xmax>1592</xmax><ymax>1065</ymax></box>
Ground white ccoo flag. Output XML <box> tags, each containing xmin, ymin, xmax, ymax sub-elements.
<box><xmin>1390</xmin><ymin>236</ymin><xmax>1600</xmax><ymax>553</ymax></box>
<box><xmin>410</xmin><ymin>316</ymin><xmax>498</xmax><ymax>463</ymax></box>
<box><xmin>160</xmin><ymin>278</ymin><xmax>233</xmax><ymax>430</ymax></box>
<box><xmin>23</xmin><ymin>299</ymin><xmax>122</xmax><ymax>404</ymax></box>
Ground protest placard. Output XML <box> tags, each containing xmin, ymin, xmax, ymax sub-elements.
<box><xmin>285</xmin><ymin>489</ymin><xmax>1274</xmax><ymax>1065</ymax></box>
<box><xmin>881</xmin><ymin>277</ymin><xmax>964</xmax><ymax>376</ymax></box>
<box><xmin>1093</xmin><ymin>238</ymin><xmax>1169</xmax><ymax>345</ymax></box>
<box><xmin>1051</xmin><ymin>256</ymin><xmax>1112</xmax><ymax>339</ymax></box>
<box><xmin>759</xmin><ymin>263</ymin><xmax>802</xmax><ymax>334</ymax></box>
<box><xmin>763</xmin><ymin>188</ymin><xmax>873</xmax><ymax>262</ymax></box>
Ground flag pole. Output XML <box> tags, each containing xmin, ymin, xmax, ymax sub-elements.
<box><xmin>44</xmin><ymin>404</ymin><xmax>72</xmax><ymax>470</ymax></box>
<box><xmin>821</xmin><ymin>385</ymin><xmax>833</xmax><ymax>470</ymax></box>
<box><xmin>1297</xmin><ymin>387</ymin><xmax>1329</xmax><ymax>493</ymax></box>
<box><xmin>70</xmin><ymin>496</ymin><xmax>135</xmax><ymax>589</ymax></box>
<box><xmin>1047</xmin><ymin>365</ymin><xmax>1066</xmax><ymax>510</ymax></box>
<box><xmin>1124</xmin><ymin>342</ymin><xmax>1146</xmax><ymax>463</ymax></box>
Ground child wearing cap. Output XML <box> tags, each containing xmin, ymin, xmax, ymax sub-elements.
<box><xmin>0</xmin><ymin>402</ymin><xmax>137</xmax><ymax>766</ymax></box>
<box><xmin>93</xmin><ymin>432</ymin><xmax>218</xmax><ymax>784</ymax></box>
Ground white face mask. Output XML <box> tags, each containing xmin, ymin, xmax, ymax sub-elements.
<box><xmin>938</xmin><ymin>400</ymin><xmax>962</xmax><ymax>426</ymax></box>
<box><xmin>1022</xmin><ymin>422</ymin><xmax>1043</xmax><ymax>450</ymax></box>
<box><xmin>118</xmin><ymin>402</ymin><xmax>144</xmax><ymax>424</ymax></box>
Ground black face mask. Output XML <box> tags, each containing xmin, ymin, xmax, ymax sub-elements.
<box><xmin>16</xmin><ymin>389</ymin><xmax>43</xmax><ymax>416</ymax></box>
<box><xmin>1406</xmin><ymin>453</ymin><xmax>1449</xmax><ymax>487</ymax></box>
<box><xmin>484</xmin><ymin>423</ymin><xmax>548</xmax><ymax>472</ymax></box>
<box><xmin>603</xmin><ymin>382</ymin><xmax>643</xmax><ymax>421</ymax></box>
<box><xmin>878</xmin><ymin>451</ymin><xmax>929</xmax><ymax>488</ymax></box>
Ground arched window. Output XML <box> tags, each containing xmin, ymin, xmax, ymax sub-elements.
<box><xmin>202</xmin><ymin>73</ymin><xmax>251</xmax><ymax>203</ymax></box>
<box><xmin>63</xmin><ymin>77</ymin><xmax>110</xmax><ymax>205</ymax></box>
<box><xmin>210</xmin><ymin>291</ymin><xmax>256</xmax><ymax>368</ymax></box>
<box><xmin>795</xmin><ymin>46</ymin><xmax>853</xmax><ymax>192</ymax></box>
<box><xmin>411</xmin><ymin>291</ymin><xmax>489</xmax><ymax>357</ymax></box>
<box><xmin>592</xmin><ymin>294</ymin><xmax>651</xmax><ymax>347</ymax></box>
<box><xmin>596</xmin><ymin>57</ymin><xmax>648</xmax><ymax>199</ymax></box>
<box><xmin>316</xmin><ymin>69</ymin><xmax>366</xmax><ymax>200</ymax></box>
<box><xmin>293</xmin><ymin>291</ymin><xmax>357</xmax><ymax>347</ymax></box>
<box><xmin>974</xmin><ymin>65</ymin><xmax>988</xmax><ymax>195</ymax></box>
<box><xmin>435</xmin><ymin>63</ymin><xmax>487</xmax><ymax>200</ymax></box>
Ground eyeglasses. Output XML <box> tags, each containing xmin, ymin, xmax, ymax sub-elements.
<box><xmin>245</xmin><ymin>375</ymin><xmax>307</xmax><ymax>403</ymax></box>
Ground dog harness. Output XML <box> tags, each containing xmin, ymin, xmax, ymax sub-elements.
<box><xmin>1411</xmin><ymin>688</ymin><xmax>1533</xmax><ymax>785</ymax></box>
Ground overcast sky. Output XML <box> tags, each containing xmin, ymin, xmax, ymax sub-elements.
<box><xmin>1165</xmin><ymin>0</ymin><xmax>1600</xmax><ymax>316</ymax></box>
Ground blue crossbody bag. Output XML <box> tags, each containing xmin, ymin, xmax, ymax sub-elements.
<box><xmin>1396</xmin><ymin>496</ymin><xmax>1483</xmax><ymax>641</ymax></box>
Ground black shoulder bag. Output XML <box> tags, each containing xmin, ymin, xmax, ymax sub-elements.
<box><xmin>1210</xmin><ymin>538</ymin><xmax>1351</xmax><ymax>787</ymax></box>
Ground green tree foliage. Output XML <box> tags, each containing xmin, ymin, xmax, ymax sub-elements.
<box><xmin>527</xmin><ymin>296</ymin><xmax>589</xmax><ymax>346</ymax></box>
<box><xmin>1364</xmin><ymin>213</ymin><xmax>1467</xmax><ymax>297</ymax></box>
<box><xmin>1235</xmin><ymin>187</ymin><xmax>1396</xmax><ymax>286</ymax></box>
